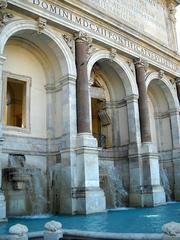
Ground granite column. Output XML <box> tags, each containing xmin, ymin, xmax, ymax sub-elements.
<box><xmin>75</xmin><ymin>33</ymin><xmax>91</xmax><ymax>134</ymax></box>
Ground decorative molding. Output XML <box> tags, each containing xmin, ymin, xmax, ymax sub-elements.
<box><xmin>168</xmin><ymin>1</ymin><xmax>177</xmax><ymax>23</ymax></box>
<box><xmin>127</xmin><ymin>61</ymin><xmax>135</xmax><ymax>75</ymax></box>
<box><xmin>169</xmin><ymin>78</ymin><xmax>176</xmax><ymax>88</ymax></box>
<box><xmin>159</xmin><ymin>70</ymin><xmax>164</xmax><ymax>79</ymax></box>
<box><xmin>45</xmin><ymin>75</ymin><xmax>76</xmax><ymax>93</ymax></box>
<box><xmin>63</xmin><ymin>34</ymin><xmax>74</xmax><ymax>53</ymax></box>
<box><xmin>109</xmin><ymin>48</ymin><xmax>117</xmax><ymax>62</ymax></box>
<box><xmin>4</xmin><ymin>0</ymin><xmax>180</xmax><ymax>76</ymax></box>
<box><xmin>0</xmin><ymin>55</ymin><xmax>6</xmax><ymax>65</ymax></box>
<box><xmin>37</xmin><ymin>17</ymin><xmax>47</xmax><ymax>34</ymax></box>
<box><xmin>124</xmin><ymin>94</ymin><xmax>139</xmax><ymax>103</ymax></box>
<box><xmin>0</xmin><ymin>0</ymin><xmax>13</xmax><ymax>28</ymax></box>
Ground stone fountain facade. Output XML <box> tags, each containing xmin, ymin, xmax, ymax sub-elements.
<box><xmin>0</xmin><ymin>0</ymin><xmax>179</xmax><ymax>219</ymax></box>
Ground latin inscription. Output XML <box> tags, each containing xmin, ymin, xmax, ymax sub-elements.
<box><xmin>31</xmin><ymin>0</ymin><xmax>177</xmax><ymax>73</ymax></box>
<box><xmin>80</xmin><ymin>0</ymin><xmax>168</xmax><ymax>45</ymax></box>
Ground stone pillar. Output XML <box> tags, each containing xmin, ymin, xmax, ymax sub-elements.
<box><xmin>126</xmin><ymin>94</ymin><xmax>143</xmax><ymax>207</ymax></box>
<box><xmin>75</xmin><ymin>32</ymin><xmax>91</xmax><ymax>134</ymax></box>
<box><xmin>74</xmin><ymin>32</ymin><xmax>105</xmax><ymax>214</ymax></box>
<box><xmin>169</xmin><ymin>109</ymin><xmax>180</xmax><ymax>200</ymax></box>
<box><xmin>134</xmin><ymin>58</ymin><xmax>165</xmax><ymax>207</ymax></box>
<box><xmin>0</xmin><ymin>56</ymin><xmax>6</xmax><ymax>221</ymax></box>
<box><xmin>175</xmin><ymin>78</ymin><xmax>180</xmax><ymax>102</ymax></box>
<box><xmin>134</xmin><ymin>58</ymin><xmax>151</xmax><ymax>143</ymax></box>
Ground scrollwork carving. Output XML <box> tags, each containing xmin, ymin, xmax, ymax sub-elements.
<box><xmin>37</xmin><ymin>17</ymin><xmax>47</xmax><ymax>34</ymax></box>
<box><xmin>63</xmin><ymin>34</ymin><xmax>74</xmax><ymax>53</ymax></box>
<box><xmin>168</xmin><ymin>1</ymin><xmax>176</xmax><ymax>23</ymax></box>
<box><xmin>109</xmin><ymin>48</ymin><xmax>117</xmax><ymax>62</ymax></box>
<box><xmin>159</xmin><ymin>70</ymin><xmax>164</xmax><ymax>79</ymax></box>
<box><xmin>0</xmin><ymin>0</ymin><xmax>13</xmax><ymax>28</ymax></box>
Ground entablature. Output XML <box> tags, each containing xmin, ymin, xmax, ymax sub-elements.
<box><xmin>4</xmin><ymin>0</ymin><xmax>180</xmax><ymax>77</ymax></box>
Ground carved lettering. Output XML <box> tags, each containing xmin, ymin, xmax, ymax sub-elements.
<box><xmin>30</xmin><ymin>0</ymin><xmax>178</xmax><ymax>73</ymax></box>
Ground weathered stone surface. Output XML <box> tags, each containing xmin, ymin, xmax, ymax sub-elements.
<box><xmin>9</xmin><ymin>224</ymin><xmax>28</xmax><ymax>236</ymax></box>
<box><xmin>162</xmin><ymin>222</ymin><xmax>180</xmax><ymax>236</ymax></box>
<box><xmin>44</xmin><ymin>221</ymin><xmax>62</xmax><ymax>232</ymax></box>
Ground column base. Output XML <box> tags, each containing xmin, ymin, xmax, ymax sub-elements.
<box><xmin>142</xmin><ymin>185</ymin><xmax>166</xmax><ymax>207</ymax></box>
<box><xmin>173</xmin><ymin>148</ymin><xmax>180</xmax><ymax>201</ymax></box>
<box><xmin>72</xmin><ymin>187</ymin><xmax>106</xmax><ymax>214</ymax></box>
<box><xmin>174</xmin><ymin>184</ymin><xmax>180</xmax><ymax>201</ymax></box>
<box><xmin>75</xmin><ymin>133</ymin><xmax>106</xmax><ymax>214</ymax></box>
<box><xmin>129</xmin><ymin>188</ymin><xmax>144</xmax><ymax>207</ymax></box>
<box><xmin>0</xmin><ymin>191</ymin><xmax>6</xmax><ymax>222</ymax></box>
<box><xmin>140</xmin><ymin>143</ymin><xmax>166</xmax><ymax>207</ymax></box>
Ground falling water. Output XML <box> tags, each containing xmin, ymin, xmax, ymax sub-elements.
<box><xmin>160</xmin><ymin>167</ymin><xmax>171</xmax><ymax>201</ymax></box>
<box><xmin>100</xmin><ymin>165</ymin><xmax>128</xmax><ymax>208</ymax></box>
<box><xmin>7</xmin><ymin>154</ymin><xmax>47</xmax><ymax>215</ymax></box>
<box><xmin>26</xmin><ymin>168</ymin><xmax>47</xmax><ymax>214</ymax></box>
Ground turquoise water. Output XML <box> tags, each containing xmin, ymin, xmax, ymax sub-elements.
<box><xmin>0</xmin><ymin>202</ymin><xmax>180</xmax><ymax>234</ymax></box>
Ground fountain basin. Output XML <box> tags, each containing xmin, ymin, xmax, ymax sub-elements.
<box><xmin>0</xmin><ymin>202</ymin><xmax>179</xmax><ymax>236</ymax></box>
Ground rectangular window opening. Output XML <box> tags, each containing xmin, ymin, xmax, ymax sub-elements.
<box><xmin>5</xmin><ymin>78</ymin><xmax>26</xmax><ymax>128</ymax></box>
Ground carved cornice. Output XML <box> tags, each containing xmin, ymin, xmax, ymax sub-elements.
<box><xmin>0</xmin><ymin>0</ymin><xmax>13</xmax><ymax>27</ymax></box>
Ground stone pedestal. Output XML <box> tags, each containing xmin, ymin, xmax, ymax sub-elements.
<box><xmin>141</xmin><ymin>143</ymin><xmax>166</xmax><ymax>207</ymax></box>
<box><xmin>173</xmin><ymin>149</ymin><xmax>180</xmax><ymax>200</ymax></box>
<box><xmin>128</xmin><ymin>143</ymin><xmax>143</xmax><ymax>207</ymax></box>
<box><xmin>74</xmin><ymin>133</ymin><xmax>106</xmax><ymax>214</ymax></box>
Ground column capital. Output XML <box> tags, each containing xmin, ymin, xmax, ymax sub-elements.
<box><xmin>74</xmin><ymin>31</ymin><xmax>92</xmax><ymax>44</ymax></box>
<box><xmin>133</xmin><ymin>58</ymin><xmax>149</xmax><ymax>69</ymax></box>
<box><xmin>0</xmin><ymin>55</ymin><xmax>6</xmax><ymax>65</ymax></box>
